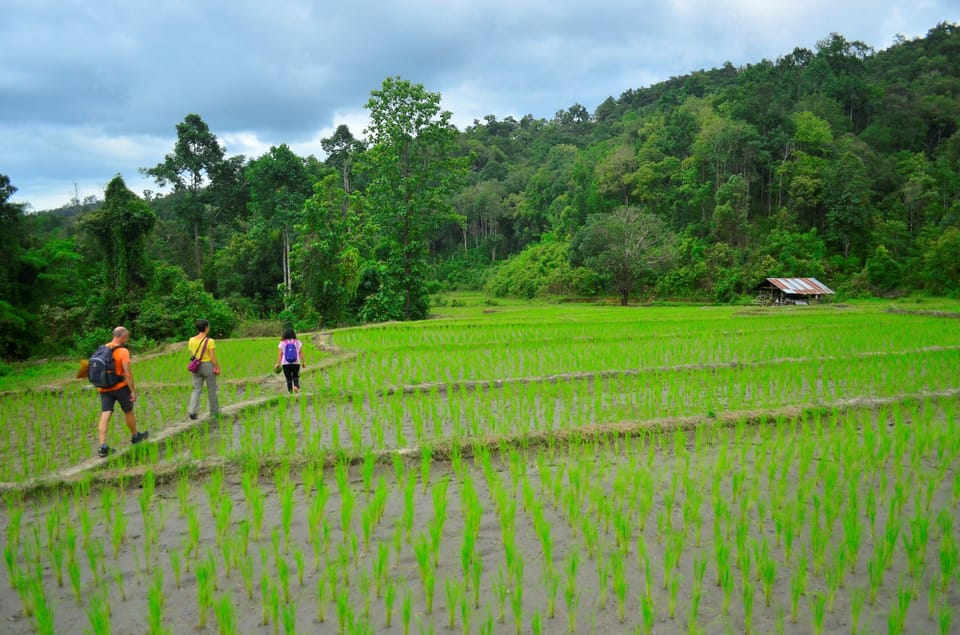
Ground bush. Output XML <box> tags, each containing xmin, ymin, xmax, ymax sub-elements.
<box><xmin>485</xmin><ymin>241</ymin><xmax>576</xmax><ymax>299</ymax></box>
<box><xmin>431</xmin><ymin>251</ymin><xmax>493</xmax><ymax>291</ymax></box>
<box><xmin>713</xmin><ymin>270</ymin><xmax>744</xmax><ymax>304</ymax></box>
<box><xmin>136</xmin><ymin>264</ymin><xmax>238</xmax><ymax>341</ymax></box>
<box><xmin>865</xmin><ymin>245</ymin><xmax>901</xmax><ymax>292</ymax></box>
<box><xmin>233</xmin><ymin>319</ymin><xmax>285</xmax><ymax>338</ymax></box>
<box><xmin>73</xmin><ymin>327</ymin><xmax>114</xmax><ymax>357</ymax></box>
<box><xmin>922</xmin><ymin>227</ymin><xmax>960</xmax><ymax>296</ymax></box>
<box><xmin>0</xmin><ymin>300</ymin><xmax>36</xmax><ymax>360</ymax></box>
<box><xmin>655</xmin><ymin>262</ymin><xmax>709</xmax><ymax>298</ymax></box>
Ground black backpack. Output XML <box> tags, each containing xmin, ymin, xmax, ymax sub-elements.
<box><xmin>88</xmin><ymin>345</ymin><xmax>122</xmax><ymax>388</ymax></box>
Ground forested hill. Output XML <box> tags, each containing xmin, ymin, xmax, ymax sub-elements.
<box><xmin>452</xmin><ymin>23</ymin><xmax>960</xmax><ymax>302</ymax></box>
<box><xmin>1</xmin><ymin>22</ymin><xmax>959</xmax><ymax>360</ymax></box>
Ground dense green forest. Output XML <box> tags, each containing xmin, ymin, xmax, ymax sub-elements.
<box><xmin>2</xmin><ymin>23</ymin><xmax>959</xmax><ymax>361</ymax></box>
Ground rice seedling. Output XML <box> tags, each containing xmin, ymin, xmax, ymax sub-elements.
<box><xmin>939</xmin><ymin>532</ymin><xmax>958</xmax><ymax>593</ymax></box>
<box><xmin>402</xmin><ymin>586</ymin><xmax>412</xmax><ymax>635</ymax></box>
<box><xmin>314</xmin><ymin>569</ymin><xmax>328</xmax><ymax>623</ymax></box>
<box><xmin>86</xmin><ymin>589</ymin><xmax>111</xmax><ymax>635</ymax></box>
<box><xmin>281</xmin><ymin>600</ymin><xmax>296</xmax><ymax>635</ymax></box>
<box><xmin>195</xmin><ymin>552</ymin><xmax>216</xmax><ymax>630</ymax></box>
<box><xmin>811</xmin><ymin>592</ymin><xmax>827</xmax><ymax>635</ymax></box>
<box><xmin>640</xmin><ymin>587</ymin><xmax>655</xmax><ymax>635</ymax></box>
<box><xmin>564</xmin><ymin>550</ymin><xmax>579</xmax><ymax>633</ymax></box>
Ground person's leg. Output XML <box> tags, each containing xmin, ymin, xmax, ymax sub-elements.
<box><xmin>97</xmin><ymin>391</ymin><xmax>117</xmax><ymax>446</ymax></box>
<box><xmin>97</xmin><ymin>411</ymin><xmax>112</xmax><ymax>445</ymax></box>
<box><xmin>282</xmin><ymin>365</ymin><xmax>294</xmax><ymax>392</ymax></box>
<box><xmin>206</xmin><ymin>365</ymin><xmax>219</xmax><ymax>415</ymax></box>
<box><xmin>188</xmin><ymin>371</ymin><xmax>204</xmax><ymax>417</ymax></box>
<box><xmin>124</xmin><ymin>410</ymin><xmax>137</xmax><ymax>434</ymax></box>
<box><xmin>291</xmin><ymin>364</ymin><xmax>301</xmax><ymax>392</ymax></box>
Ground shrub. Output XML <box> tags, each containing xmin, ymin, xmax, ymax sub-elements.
<box><xmin>485</xmin><ymin>241</ymin><xmax>576</xmax><ymax>299</ymax></box>
<box><xmin>865</xmin><ymin>245</ymin><xmax>901</xmax><ymax>292</ymax></box>
<box><xmin>0</xmin><ymin>300</ymin><xmax>36</xmax><ymax>360</ymax></box>
<box><xmin>136</xmin><ymin>264</ymin><xmax>238</xmax><ymax>341</ymax></box>
<box><xmin>922</xmin><ymin>227</ymin><xmax>960</xmax><ymax>296</ymax></box>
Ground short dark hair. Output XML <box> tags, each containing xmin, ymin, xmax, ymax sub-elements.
<box><xmin>196</xmin><ymin>319</ymin><xmax>210</xmax><ymax>333</ymax></box>
<box><xmin>282</xmin><ymin>327</ymin><xmax>296</xmax><ymax>340</ymax></box>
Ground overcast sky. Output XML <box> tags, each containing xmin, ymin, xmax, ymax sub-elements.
<box><xmin>3</xmin><ymin>0</ymin><xmax>958</xmax><ymax>211</ymax></box>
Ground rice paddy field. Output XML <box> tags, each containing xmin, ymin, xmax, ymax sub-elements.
<box><xmin>2</xmin><ymin>298</ymin><xmax>959</xmax><ymax>634</ymax></box>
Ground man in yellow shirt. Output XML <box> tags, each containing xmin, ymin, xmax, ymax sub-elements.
<box><xmin>97</xmin><ymin>326</ymin><xmax>148</xmax><ymax>457</ymax></box>
<box><xmin>187</xmin><ymin>318</ymin><xmax>222</xmax><ymax>419</ymax></box>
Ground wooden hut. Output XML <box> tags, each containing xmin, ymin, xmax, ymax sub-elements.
<box><xmin>753</xmin><ymin>278</ymin><xmax>834</xmax><ymax>305</ymax></box>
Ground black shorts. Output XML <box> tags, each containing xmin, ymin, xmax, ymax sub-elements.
<box><xmin>100</xmin><ymin>385</ymin><xmax>134</xmax><ymax>413</ymax></box>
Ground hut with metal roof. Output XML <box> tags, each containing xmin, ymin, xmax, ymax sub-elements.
<box><xmin>752</xmin><ymin>278</ymin><xmax>834</xmax><ymax>305</ymax></box>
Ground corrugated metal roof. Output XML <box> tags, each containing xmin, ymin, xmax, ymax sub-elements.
<box><xmin>766</xmin><ymin>278</ymin><xmax>834</xmax><ymax>295</ymax></box>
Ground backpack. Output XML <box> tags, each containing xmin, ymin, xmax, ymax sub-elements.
<box><xmin>283</xmin><ymin>340</ymin><xmax>299</xmax><ymax>364</ymax></box>
<box><xmin>88</xmin><ymin>345</ymin><xmax>122</xmax><ymax>388</ymax></box>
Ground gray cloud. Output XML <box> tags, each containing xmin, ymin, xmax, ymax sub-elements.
<box><xmin>2</xmin><ymin>0</ymin><xmax>957</xmax><ymax>210</ymax></box>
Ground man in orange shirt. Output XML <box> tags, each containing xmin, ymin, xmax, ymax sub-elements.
<box><xmin>97</xmin><ymin>326</ymin><xmax>148</xmax><ymax>457</ymax></box>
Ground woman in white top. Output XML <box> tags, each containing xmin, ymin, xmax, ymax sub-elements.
<box><xmin>276</xmin><ymin>327</ymin><xmax>305</xmax><ymax>393</ymax></box>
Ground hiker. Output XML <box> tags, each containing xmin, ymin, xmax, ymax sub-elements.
<box><xmin>94</xmin><ymin>326</ymin><xmax>148</xmax><ymax>457</ymax></box>
<box><xmin>275</xmin><ymin>327</ymin><xmax>305</xmax><ymax>393</ymax></box>
<box><xmin>187</xmin><ymin>318</ymin><xmax>221</xmax><ymax>419</ymax></box>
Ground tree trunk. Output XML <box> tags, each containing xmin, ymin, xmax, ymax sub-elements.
<box><xmin>403</xmin><ymin>221</ymin><xmax>411</xmax><ymax>321</ymax></box>
<box><xmin>193</xmin><ymin>220</ymin><xmax>202</xmax><ymax>278</ymax></box>
<box><xmin>282</xmin><ymin>227</ymin><xmax>291</xmax><ymax>309</ymax></box>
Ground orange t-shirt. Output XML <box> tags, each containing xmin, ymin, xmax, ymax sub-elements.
<box><xmin>97</xmin><ymin>345</ymin><xmax>130</xmax><ymax>393</ymax></box>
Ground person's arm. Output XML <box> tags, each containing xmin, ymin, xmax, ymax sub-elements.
<box><xmin>122</xmin><ymin>358</ymin><xmax>136</xmax><ymax>401</ymax></box>
<box><xmin>209</xmin><ymin>345</ymin><xmax>221</xmax><ymax>375</ymax></box>
<box><xmin>277</xmin><ymin>344</ymin><xmax>284</xmax><ymax>366</ymax></box>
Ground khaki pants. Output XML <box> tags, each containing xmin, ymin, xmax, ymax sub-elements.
<box><xmin>188</xmin><ymin>361</ymin><xmax>219</xmax><ymax>417</ymax></box>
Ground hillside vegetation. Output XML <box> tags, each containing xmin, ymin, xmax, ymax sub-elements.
<box><xmin>2</xmin><ymin>23</ymin><xmax>959</xmax><ymax>360</ymax></box>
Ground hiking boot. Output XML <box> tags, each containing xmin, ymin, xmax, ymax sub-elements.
<box><xmin>188</xmin><ymin>413</ymin><xmax>198</xmax><ymax>420</ymax></box>
<box><xmin>98</xmin><ymin>445</ymin><xmax>113</xmax><ymax>458</ymax></box>
<box><xmin>131</xmin><ymin>431</ymin><xmax>149</xmax><ymax>444</ymax></box>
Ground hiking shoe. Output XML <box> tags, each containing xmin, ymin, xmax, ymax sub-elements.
<box><xmin>98</xmin><ymin>445</ymin><xmax>113</xmax><ymax>458</ymax></box>
<box><xmin>188</xmin><ymin>413</ymin><xmax>198</xmax><ymax>420</ymax></box>
<box><xmin>131</xmin><ymin>431</ymin><xmax>149</xmax><ymax>444</ymax></box>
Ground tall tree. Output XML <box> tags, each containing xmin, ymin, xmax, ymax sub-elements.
<box><xmin>0</xmin><ymin>174</ymin><xmax>35</xmax><ymax>358</ymax></box>
<box><xmin>321</xmin><ymin>124</ymin><xmax>365</xmax><ymax>201</ymax></box>
<box><xmin>570</xmin><ymin>207</ymin><xmax>676</xmax><ymax>306</ymax></box>
<box><xmin>357</xmin><ymin>76</ymin><xmax>468</xmax><ymax>321</ymax></box>
<box><xmin>823</xmin><ymin>141</ymin><xmax>872</xmax><ymax>260</ymax></box>
<box><xmin>452</xmin><ymin>180</ymin><xmax>508</xmax><ymax>260</ymax></box>
<box><xmin>712</xmin><ymin>174</ymin><xmax>751</xmax><ymax>247</ymax></box>
<box><xmin>294</xmin><ymin>173</ymin><xmax>362</xmax><ymax>326</ymax></box>
<box><xmin>142</xmin><ymin>114</ymin><xmax>226</xmax><ymax>279</ymax></box>
<box><xmin>0</xmin><ymin>175</ymin><xmax>27</xmax><ymax>304</ymax></box>
<box><xmin>79</xmin><ymin>175</ymin><xmax>156</xmax><ymax>321</ymax></box>
<box><xmin>245</xmin><ymin>144</ymin><xmax>314</xmax><ymax>307</ymax></box>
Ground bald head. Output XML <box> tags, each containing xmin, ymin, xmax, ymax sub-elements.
<box><xmin>112</xmin><ymin>326</ymin><xmax>129</xmax><ymax>341</ymax></box>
